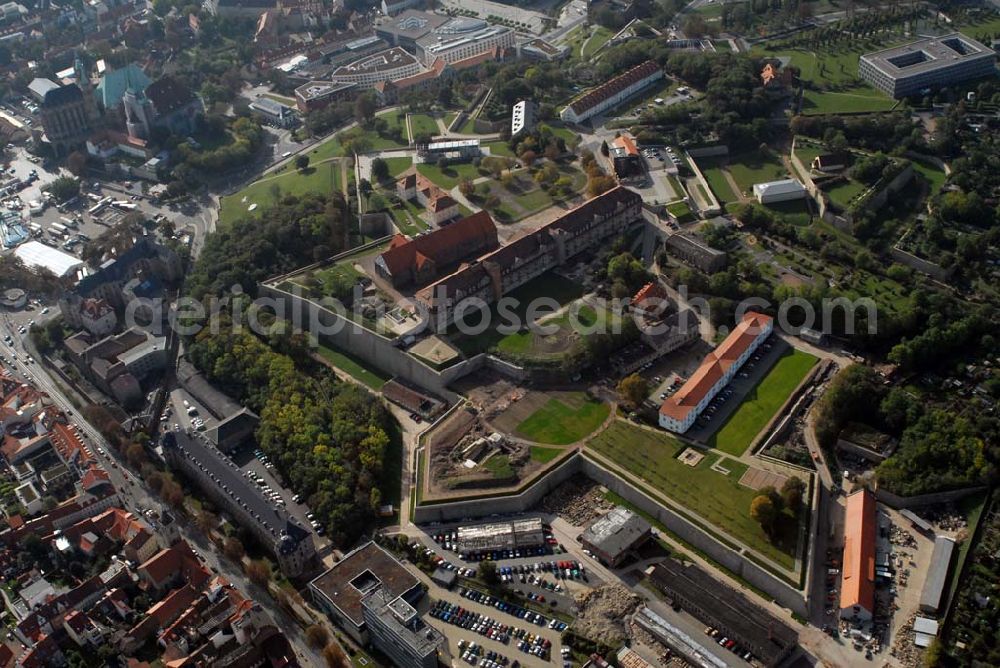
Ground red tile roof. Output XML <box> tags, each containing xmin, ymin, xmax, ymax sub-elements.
<box><xmin>378</xmin><ymin>211</ymin><xmax>497</xmax><ymax>278</ymax></box>
<box><xmin>632</xmin><ymin>281</ymin><xmax>666</xmax><ymax>309</ymax></box>
<box><xmin>841</xmin><ymin>489</ymin><xmax>876</xmax><ymax>615</ymax></box>
<box><xmin>613</xmin><ymin>134</ymin><xmax>639</xmax><ymax>157</ymax></box>
<box><xmin>659</xmin><ymin>312</ymin><xmax>772</xmax><ymax>422</ymax></box>
<box><xmin>567</xmin><ymin>60</ymin><xmax>660</xmax><ymax>117</ymax></box>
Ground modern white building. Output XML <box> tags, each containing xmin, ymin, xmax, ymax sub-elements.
<box><xmin>560</xmin><ymin>60</ymin><xmax>663</xmax><ymax>124</ymax></box>
<box><xmin>511</xmin><ymin>100</ymin><xmax>534</xmax><ymax>137</ymax></box>
<box><xmin>659</xmin><ymin>312</ymin><xmax>773</xmax><ymax>433</ymax></box>
<box><xmin>331</xmin><ymin>47</ymin><xmax>426</xmax><ymax>89</ymax></box>
<box><xmin>415</xmin><ymin>19</ymin><xmax>514</xmax><ymax>66</ymax></box>
<box><xmin>752</xmin><ymin>179</ymin><xmax>808</xmax><ymax>204</ymax></box>
<box><xmin>14</xmin><ymin>240</ymin><xmax>84</xmax><ymax>278</ymax></box>
<box><xmin>859</xmin><ymin>33</ymin><xmax>997</xmax><ymax>99</ymax></box>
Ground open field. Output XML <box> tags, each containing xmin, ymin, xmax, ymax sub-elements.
<box><xmin>219</xmin><ymin>161</ymin><xmax>343</xmax><ymax>225</ymax></box>
<box><xmin>911</xmin><ymin>156</ymin><xmax>946</xmax><ymax>194</ymax></box>
<box><xmin>801</xmin><ymin>87</ymin><xmax>896</xmax><ymax>114</ymax></box>
<box><xmin>515</xmin><ymin>393</ymin><xmax>610</xmax><ymax>445</ymax></box>
<box><xmin>709</xmin><ymin>349</ymin><xmax>818</xmax><ymax>456</ymax></box>
<box><xmin>699</xmin><ymin>160</ymin><xmax>737</xmax><ymax>203</ymax></box>
<box><xmin>582</xmin><ymin>25</ymin><xmax>614</xmax><ymax>58</ymax></box>
<box><xmin>409</xmin><ymin>113</ymin><xmax>440</xmax><ymax>138</ymax></box>
<box><xmin>765</xmin><ymin>199</ymin><xmax>813</xmax><ymax>227</ymax></box>
<box><xmin>824</xmin><ymin>178</ymin><xmax>867</xmax><ymax>210</ymax></box>
<box><xmin>727</xmin><ymin>150</ymin><xmax>787</xmax><ymax>193</ymax></box>
<box><xmin>416</xmin><ymin>162</ymin><xmax>482</xmax><ymax>189</ymax></box>
<box><xmin>588</xmin><ymin>420</ymin><xmax>798</xmax><ymax>569</ymax></box>
<box><xmin>381</xmin><ymin>156</ymin><xmax>413</xmax><ymax>180</ymax></box>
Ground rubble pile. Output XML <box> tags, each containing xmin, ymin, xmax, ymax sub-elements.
<box><xmin>572</xmin><ymin>584</ymin><xmax>641</xmax><ymax>647</ymax></box>
<box><xmin>538</xmin><ymin>479</ymin><xmax>613</xmax><ymax>526</ymax></box>
<box><xmin>888</xmin><ymin>613</ymin><xmax>925</xmax><ymax>668</ymax></box>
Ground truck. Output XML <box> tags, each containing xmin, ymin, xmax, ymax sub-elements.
<box><xmin>60</xmin><ymin>216</ymin><xmax>78</xmax><ymax>229</ymax></box>
<box><xmin>49</xmin><ymin>222</ymin><xmax>68</xmax><ymax>237</ymax></box>
<box><xmin>88</xmin><ymin>197</ymin><xmax>111</xmax><ymax>215</ymax></box>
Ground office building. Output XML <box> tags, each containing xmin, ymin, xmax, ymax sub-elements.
<box><xmin>362</xmin><ymin>587</ymin><xmax>443</xmax><ymax>668</ymax></box>
<box><xmin>859</xmin><ymin>33</ymin><xmax>997</xmax><ymax>99</ymax></box>
<box><xmin>659</xmin><ymin>311</ymin><xmax>772</xmax><ymax>433</ymax></box>
<box><xmin>375</xmin><ymin>9</ymin><xmax>449</xmax><ymax>49</ymax></box>
<box><xmin>511</xmin><ymin>99</ymin><xmax>534</xmax><ymax>137</ymax></box>
<box><xmin>161</xmin><ymin>431</ymin><xmax>315</xmax><ymax>576</ymax></box>
<box><xmin>415</xmin><ymin>18</ymin><xmax>514</xmax><ymax>66</ymax></box>
<box><xmin>331</xmin><ymin>47</ymin><xmax>425</xmax><ymax>89</ymax></box>
<box><xmin>248</xmin><ymin>97</ymin><xmax>298</xmax><ymax>128</ymax></box>
<box><xmin>560</xmin><ymin>60</ymin><xmax>662</xmax><ymax>124</ymax></box>
<box><xmin>293</xmin><ymin>80</ymin><xmax>356</xmax><ymax>113</ymax></box>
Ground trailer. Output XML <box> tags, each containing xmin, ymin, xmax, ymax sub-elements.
<box><xmin>49</xmin><ymin>222</ymin><xmax>68</xmax><ymax>236</ymax></box>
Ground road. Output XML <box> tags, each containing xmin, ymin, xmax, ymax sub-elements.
<box><xmin>0</xmin><ymin>317</ymin><xmax>325</xmax><ymax>668</ymax></box>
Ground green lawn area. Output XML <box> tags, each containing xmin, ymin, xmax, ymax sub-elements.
<box><xmin>666</xmin><ymin>200</ymin><xmax>694</xmax><ymax>223</ymax></box>
<box><xmin>416</xmin><ymin>162</ymin><xmax>481</xmax><ymax>189</ymax></box>
<box><xmin>219</xmin><ymin>161</ymin><xmax>344</xmax><ymax>225</ymax></box>
<box><xmin>581</xmin><ymin>25</ymin><xmax>614</xmax><ymax>58</ymax></box>
<box><xmin>382</xmin><ymin>156</ymin><xmax>413</xmax><ymax>179</ymax></box>
<box><xmin>727</xmin><ymin>150</ymin><xmax>787</xmax><ymax>194</ymax></box>
<box><xmin>588</xmin><ymin>420</ymin><xmax>799</xmax><ymax>569</ymax></box>
<box><xmin>262</xmin><ymin>92</ymin><xmax>296</xmax><ymax>105</ymax></box>
<box><xmin>444</xmin><ymin>112</ymin><xmax>457</xmax><ymax>129</ymax></box>
<box><xmin>911</xmin><ymin>157</ymin><xmax>946</xmax><ymax>195</ymax></box>
<box><xmin>699</xmin><ymin>160</ymin><xmax>737</xmax><ymax>203</ymax></box>
<box><xmin>458</xmin><ymin>117</ymin><xmax>478</xmax><ymax>134</ymax></box>
<box><xmin>530</xmin><ymin>446</ymin><xmax>566</xmax><ymax>464</ymax></box>
<box><xmin>409</xmin><ymin>113</ymin><xmax>440</xmax><ymax>139</ymax></box>
<box><xmin>317</xmin><ymin>343</ymin><xmax>390</xmax><ymax>391</ymax></box>
<box><xmin>385</xmin><ymin>197</ymin><xmax>430</xmax><ymax>236</ymax></box>
<box><xmin>801</xmin><ymin>87</ymin><xmax>896</xmax><ymax>115</ymax></box>
<box><xmin>515</xmin><ymin>394</ymin><xmax>610</xmax><ymax>445</ymax></box>
<box><xmin>792</xmin><ymin>139</ymin><xmax>825</xmax><ymax>169</ymax></box>
<box><xmin>825</xmin><ymin>178</ymin><xmax>868</xmax><ymax>210</ymax></box>
<box><xmin>765</xmin><ymin>199</ymin><xmax>813</xmax><ymax>227</ymax></box>
<box><xmin>547</xmin><ymin>124</ymin><xmax>579</xmax><ymax>145</ymax></box>
<box><xmin>484</xmin><ymin>141</ymin><xmax>515</xmax><ymax>158</ymax></box>
<box><xmin>709</xmin><ymin>348</ymin><xmax>818</xmax><ymax>456</ymax></box>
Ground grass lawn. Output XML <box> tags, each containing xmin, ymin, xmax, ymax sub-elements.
<box><xmin>792</xmin><ymin>139</ymin><xmax>826</xmax><ymax>169</ymax></box>
<box><xmin>581</xmin><ymin>25</ymin><xmax>614</xmax><ymax>58</ymax></box>
<box><xmin>709</xmin><ymin>349</ymin><xmax>818</xmax><ymax>456</ymax></box>
<box><xmin>385</xmin><ymin>196</ymin><xmax>431</xmax><ymax>236</ymax></box>
<box><xmin>515</xmin><ymin>394</ymin><xmax>610</xmax><ymax>445</ymax></box>
<box><xmin>801</xmin><ymin>87</ymin><xmax>896</xmax><ymax>115</ymax></box>
<box><xmin>825</xmin><ymin>179</ymin><xmax>867</xmax><ymax>210</ymax></box>
<box><xmin>699</xmin><ymin>161</ymin><xmax>737</xmax><ymax>203</ymax></box>
<box><xmin>588</xmin><ymin>420</ymin><xmax>799</xmax><ymax>569</ymax></box>
<box><xmin>727</xmin><ymin>150</ymin><xmax>787</xmax><ymax>194</ymax></box>
<box><xmin>261</xmin><ymin>92</ymin><xmax>296</xmax><ymax>105</ymax></box>
<box><xmin>317</xmin><ymin>343</ymin><xmax>390</xmax><ymax>391</ymax></box>
<box><xmin>444</xmin><ymin>112</ymin><xmax>457</xmax><ymax>129</ymax></box>
<box><xmin>666</xmin><ymin>200</ymin><xmax>694</xmax><ymax>223</ymax></box>
<box><xmin>484</xmin><ymin>141</ymin><xmax>515</xmax><ymax>158</ymax></box>
<box><xmin>530</xmin><ymin>446</ymin><xmax>565</xmax><ymax>464</ymax></box>
<box><xmin>458</xmin><ymin>117</ymin><xmax>478</xmax><ymax>134</ymax></box>
<box><xmin>409</xmin><ymin>113</ymin><xmax>440</xmax><ymax>139</ymax></box>
<box><xmin>382</xmin><ymin>156</ymin><xmax>413</xmax><ymax>179</ymax></box>
<box><xmin>547</xmin><ymin>125</ymin><xmax>579</xmax><ymax>144</ymax></box>
<box><xmin>219</xmin><ymin>161</ymin><xmax>343</xmax><ymax>225</ymax></box>
<box><xmin>416</xmin><ymin>162</ymin><xmax>481</xmax><ymax>189</ymax></box>
<box><xmin>911</xmin><ymin>157</ymin><xmax>946</xmax><ymax>195</ymax></box>
<box><xmin>765</xmin><ymin>199</ymin><xmax>813</xmax><ymax>227</ymax></box>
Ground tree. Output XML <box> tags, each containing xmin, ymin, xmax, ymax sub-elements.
<box><xmin>354</xmin><ymin>93</ymin><xmax>377</xmax><ymax>125</ymax></box>
<box><xmin>371</xmin><ymin>157</ymin><xmax>390</xmax><ymax>182</ymax></box>
<box><xmin>750</xmin><ymin>495</ymin><xmax>776</xmax><ymax>533</ymax></box>
<box><xmin>322</xmin><ymin>643</ymin><xmax>350</xmax><ymax>668</ymax></box>
<box><xmin>520</xmin><ymin>150</ymin><xmax>537</xmax><ymax>166</ymax></box>
<box><xmin>46</xmin><ymin>176</ymin><xmax>80</xmax><ymax>203</ymax></box>
<box><xmin>223</xmin><ymin>537</ymin><xmax>245</xmax><ymax>561</ymax></box>
<box><xmin>781</xmin><ymin>477</ymin><xmax>806</xmax><ymax>515</ymax></box>
<box><xmin>305</xmin><ymin>624</ymin><xmax>329</xmax><ymax>649</ymax></box>
<box><xmin>245</xmin><ymin>559</ymin><xmax>271</xmax><ymax>586</ymax></box>
<box><xmin>587</xmin><ymin>175</ymin><xmax>616</xmax><ymax>198</ymax></box>
<box><xmin>617</xmin><ymin>373</ymin><xmax>649</xmax><ymax>408</ymax></box>
<box><xmin>295</xmin><ymin>155</ymin><xmax>310</xmax><ymax>171</ymax></box>
<box><xmin>66</xmin><ymin>151</ymin><xmax>88</xmax><ymax>177</ymax></box>
<box><xmin>600</xmin><ymin>140</ymin><xmax>610</xmax><ymax>157</ymax></box>
<box><xmin>479</xmin><ymin>560</ymin><xmax>500</xmax><ymax>587</ymax></box>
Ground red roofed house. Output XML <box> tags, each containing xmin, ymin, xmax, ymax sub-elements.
<box><xmin>375</xmin><ymin>211</ymin><xmax>499</xmax><ymax>287</ymax></box>
<box><xmin>138</xmin><ymin>542</ymin><xmax>209</xmax><ymax>594</ymax></box>
<box><xmin>659</xmin><ymin>311</ymin><xmax>773</xmax><ymax>433</ymax></box>
<box><xmin>840</xmin><ymin>488</ymin><xmax>876</xmax><ymax>622</ymax></box>
<box><xmin>631</xmin><ymin>281</ymin><xmax>668</xmax><ymax>318</ymax></box>
<box><xmin>396</xmin><ymin>171</ymin><xmax>460</xmax><ymax>225</ymax></box>
<box><xmin>560</xmin><ymin>60</ymin><xmax>663</xmax><ymax>124</ymax></box>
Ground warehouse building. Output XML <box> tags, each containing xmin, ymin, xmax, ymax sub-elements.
<box><xmin>649</xmin><ymin>560</ymin><xmax>798</xmax><ymax>667</ymax></box>
<box><xmin>919</xmin><ymin>535</ymin><xmax>956</xmax><ymax>615</ymax></box>
<box><xmin>580</xmin><ymin>507</ymin><xmax>652</xmax><ymax>567</ymax></box>
<box><xmin>752</xmin><ymin>178</ymin><xmax>807</xmax><ymax>204</ymax></box>
<box><xmin>859</xmin><ymin>33</ymin><xmax>997</xmax><ymax>99</ymax></box>
<box><xmin>840</xmin><ymin>488</ymin><xmax>877</xmax><ymax>622</ymax></box>
<box><xmin>456</xmin><ymin>517</ymin><xmax>545</xmax><ymax>556</ymax></box>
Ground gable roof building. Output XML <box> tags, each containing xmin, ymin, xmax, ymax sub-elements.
<box><xmin>659</xmin><ymin>311</ymin><xmax>773</xmax><ymax>433</ymax></box>
<box><xmin>560</xmin><ymin>60</ymin><xmax>662</xmax><ymax>124</ymax></box>
<box><xmin>95</xmin><ymin>63</ymin><xmax>151</xmax><ymax>110</ymax></box>
<box><xmin>840</xmin><ymin>488</ymin><xmax>877</xmax><ymax>622</ymax></box>
<box><xmin>375</xmin><ymin>211</ymin><xmax>498</xmax><ymax>287</ymax></box>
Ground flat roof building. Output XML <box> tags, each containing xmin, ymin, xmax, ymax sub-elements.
<box><xmin>294</xmin><ymin>81</ymin><xmax>356</xmax><ymax>114</ymax></box>
<box><xmin>14</xmin><ymin>240</ymin><xmax>84</xmax><ymax>278</ymax></box>
<box><xmin>456</xmin><ymin>517</ymin><xmax>545</xmax><ymax>556</ymax></box>
<box><xmin>248</xmin><ymin>97</ymin><xmax>297</xmax><ymax>128</ymax></box>
<box><xmin>753</xmin><ymin>178</ymin><xmax>807</xmax><ymax>204</ymax></box>
<box><xmin>840</xmin><ymin>488</ymin><xmax>877</xmax><ymax>622</ymax></box>
<box><xmin>331</xmin><ymin>47</ymin><xmax>426</xmax><ymax>89</ymax></box>
<box><xmin>580</xmin><ymin>507</ymin><xmax>652</xmax><ymax>567</ymax></box>
<box><xmin>415</xmin><ymin>19</ymin><xmax>514</xmax><ymax>66</ymax></box>
<box><xmin>919</xmin><ymin>535</ymin><xmax>955</xmax><ymax>615</ymax></box>
<box><xmin>859</xmin><ymin>33</ymin><xmax>996</xmax><ymax>99</ymax></box>
<box><xmin>309</xmin><ymin>541</ymin><xmax>422</xmax><ymax>645</ymax></box>
<box><xmin>649</xmin><ymin>560</ymin><xmax>798</xmax><ymax>667</ymax></box>
<box><xmin>665</xmin><ymin>232</ymin><xmax>727</xmax><ymax>274</ymax></box>
<box><xmin>375</xmin><ymin>9</ymin><xmax>449</xmax><ymax>49</ymax></box>
<box><xmin>511</xmin><ymin>100</ymin><xmax>534</xmax><ymax>137</ymax></box>
<box><xmin>362</xmin><ymin>587</ymin><xmax>443</xmax><ymax>668</ymax></box>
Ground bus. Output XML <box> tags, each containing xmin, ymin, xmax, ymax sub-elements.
<box><xmin>113</xmin><ymin>201</ymin><xmax>138</xmax><ymax>211</ymax></box>
<box><xmin>49</xmin><ymin>222</ymin><xmax>68</xmax><ymax>237</ymax></box>
<box><xmin>28</xmin><ymin>222</ymin><xmax>42</xmax><ymax>236</ymax></box>
<box><xmin>60</xmin><ymin>216</ymin><xmax>78</xmax><ymax>229</ymax></box>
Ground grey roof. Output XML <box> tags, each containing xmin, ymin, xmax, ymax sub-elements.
<box><xmin>900</xmin><ymin>509</ymin><xmax>933</xmax><ymax>534</ymax></box>
<box><xmin>919</xmin><ymin>536</ymin><xmax>956</xmax><ymax>613</ymax></box>
<box><xmin>163</xmin><ymin>430</ymin><xmax>311</xmax><ymax>553</ymax></box>
<box><xmin>28</xmin><ymin>78</ymin><xmax>59</xmax><ymax>101</ymax></box>
<box><xmin>860</xmin><ymin>33</ymin><xmax>995</xmax><ymax>77</ymax></box>
<box><xmin>580</xmin><ymin>507</ymin><xmax>651</xmax><ymax>557</ymax></box>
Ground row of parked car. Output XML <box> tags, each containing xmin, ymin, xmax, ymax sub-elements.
<box><xmin>458</xmin><ymin>587</ymin><xmax>552</xmax><ymax>628</ymax></box>
<box><xmin>704</xmin><ymin>626</ymin><xmax>755</xmax><ymax>663</ymax></box>
<box><xmin>696</xmin><ymin>338</ymin><xmax>773</xmax><ymax>427</ymax></box>
<box><xmin>457</xmin><ymin>639</ymin><xmax>519</xmax><ymax>668</ymax></box>
<box><xmin>429</xmin><ymin>600</ymin><xmax>551</xmax><ymax>660</ymax></box>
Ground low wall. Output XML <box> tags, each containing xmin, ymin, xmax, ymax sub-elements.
<box><xmin>413</xmin><ymin>451</ymin><xmax>808</xmax><ymax>615</ymax></box>
<box><xmin>687</xmin><ymin>145</ymin><xmax>729</xmax><ymax>159</ymax></box>
<box><xmin>683</xmin><ymin>151</ymin><xmax>722</xmax><ymax>216</ymax></box>
<box><xmin>889</xmin><ymin>245</ymin><xmax>954</xmax><ymax>281</ymax></box>
<box><xmin>875</xmin><ymin>485</ymin><xmax>987</xmax><ymax>510</ymax></box>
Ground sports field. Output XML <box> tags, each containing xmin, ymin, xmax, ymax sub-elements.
<box><xmin>710</xmin><ymin>349</ymin><xmax>817</xmax><ymax>456</ymax></box>
<box><xmin>587</xmin><ymin>420</ymin><xmax>798</xmax><ymax>569</ymax></box>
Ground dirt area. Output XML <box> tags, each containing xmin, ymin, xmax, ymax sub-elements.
<box><xmin>738</xmin><ymin>467</ymin><xmax>789</xmax><ymax>491</ymax></box>
<box><xmin>456</xmin><ymin>371</ymin><xmax>525</xmax><ymax>418</ymax></box>
<box><xmin>678</xmin><ymin>448</ymin><xmax>704</xmax><ymax>467</ymax></box>
<box><xmin>490</xmin><ymin>390</ymin><xmax>549</xmax><ymax>433</ymax></box>
<box><xmin>572</xmin><ymin>584</ymin><xmax>642</xmax><ymax>647</ymax></box>
<box><xmin>628</xmin><ymin>619</ymin><xmax>693</xmax><ymax>667</ymax></box>
<box><xmin>537</xmin><ymin>478</ymin><xmax>615</xmax><ymax>527</ymax></box>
